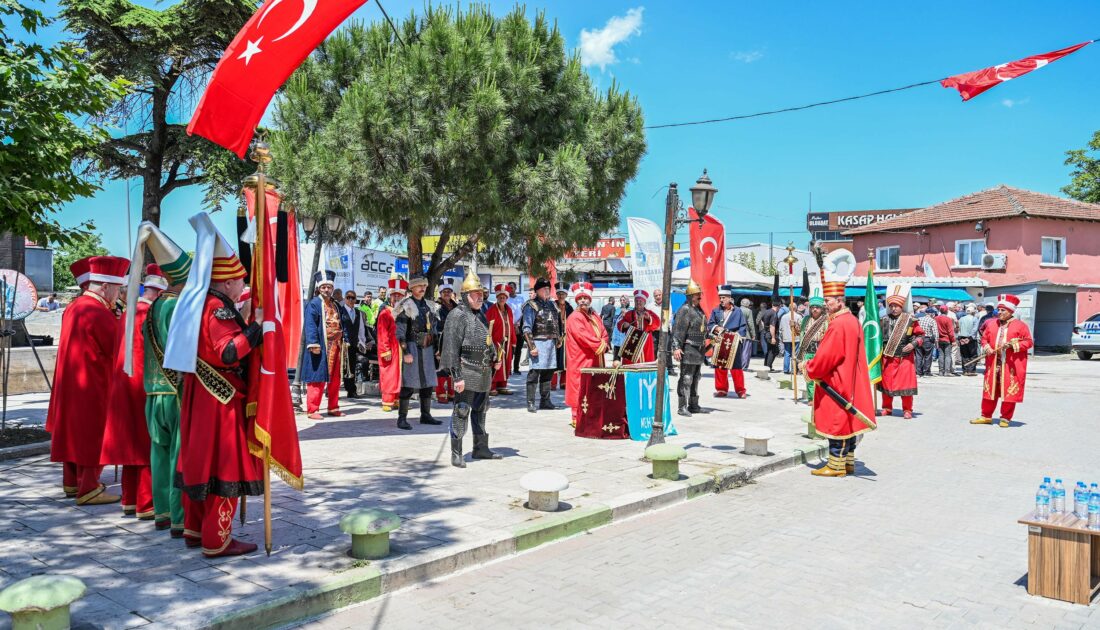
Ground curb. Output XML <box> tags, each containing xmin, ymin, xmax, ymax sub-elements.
<box><xmin>203</xmin><ymin>442</ymin><xmax>827</xmax><ymax>630</ymax></box>
<box><xmin>0</xmin><ymin>441</ymin><xmax>50</xmax><ymax>462</ymax></box>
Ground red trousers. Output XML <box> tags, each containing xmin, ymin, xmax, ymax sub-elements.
<box><xmin>121</xmin><ymin>465</ymin><xmax>154</xmax><ymax>517</ymax></box>
<box><xmin>182</xmin><ymin>493</ymin><xmax>240</xmax><ymax>556</ymax></box>
<box><xmin>63</xmin><ymin>462</ymin><xmax>103</xmax><ymax>499</ymax></box>
<box><xmin>714</xmin><ymin>369</ymin><xmax>746</xmax><ymax>396</ymax></box>
<box><xmin>551</xmin><ymin>371</ymin><xmax>563</xmax><ymax>389</ymax></box>
<box><xmin>881</xmin><ymin>394</ymin><xmax>914</xmax><ymax>412</ymax></box>
<box><xmin>306</xmin><ymin>354</ymin><xmax>342</xmax><ymax>413</ymax></box>
<box><xmin>436</xmin><ymin>375</ymin><xmax>454</xmax><ymax>403</ymax></box>
<box><xmin>981</xmin><ymin>398</ymin><xmax>1017</xmax><ymax>421</ymax></box>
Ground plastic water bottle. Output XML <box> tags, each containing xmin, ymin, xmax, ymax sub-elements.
<box><xmin>1051</xmin><ymin>479</ymin><xmax>1066</xmax><ymax>514</ymax></box>
<box><xmin>1088</xmin><ymin>492</ymin><xmax>1100</xmax><ymax>531</ymax></box>
<box><xmin>1075</xmin><ymin>482</ymin><xmax>1088</xmax><ymax>518</ymax></box>
<box><xmin>1035</xmin><ymin>484</ymin><xmax>1050</xmax><ymax>521</ymax></box>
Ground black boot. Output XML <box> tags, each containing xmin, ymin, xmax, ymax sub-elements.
<box><xmin>678</xmin><ymin>403</ymin><xmax>692</xmax><ymax>417</ymax></box>
<box><xmin>539</xmin><ymin>380</ymin><xmax>556</xmax><ymax>410</ymax></box>
<box><xmin>472</xmin><ymin>435</ymin><xmax>502</xmax><ymax>460</ymax></box>
<box><xmin>419</xmin><ymin>390</ymin><xmax>441</xmax><ymax>425</ymax></box>
<box><xmin>450</xmin><ymin>438</ymin><xmax>466</xmax><ymax>468</ymax></box>
<box><xmin>397</xmin><ymin>397</ymin><xmax>412</xmax><ymax>430</ymax></box>
<box><xmin>688</xmin><ymin>397</ymin><xmax>708</xmax><ymax>414</ymax></box>
<box><xmin>526</xmin><ymin>381</ymin><xmax>538</xmax><ymax>413</ymax></box>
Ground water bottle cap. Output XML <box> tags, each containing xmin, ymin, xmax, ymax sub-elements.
<box><xmin>1044</xmin><ymin>477</ymin><xmax>1051</xmax><ymax>481</ymax></box>
<box><xmin>1056</xmin><ymin>478</ymin><xmax>1063</xmax><ymax>483</ymax></box>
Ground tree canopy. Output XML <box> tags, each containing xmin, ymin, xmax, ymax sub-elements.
<box><xmin>270</xmin><ymin>5</ymin><xmax>646</xmax><ymax>286</ymax></box>
<box><xmin>60</xmin><ymin>0</ymin><xmax>259</xmax><ymax>226</ymax></box>
<box><xmin>1063</xmin><ymin>129</ymin><xmax>1100</xmax><ymax>205</ymax></box>
<box><xmin>0</xmin><ymin>0</ymin><xmax>128</xmax><ymax>246</ymax></box>
<box><xmin>52</xmin><ymin>231</ymin><xmax>109</xmax><ymax>289</ymax></box>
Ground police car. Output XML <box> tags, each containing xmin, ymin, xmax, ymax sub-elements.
<box><xmin>1072</xmin><ymin>314</ymin><xmax>1100</xmax><ymax>360</ymax></box>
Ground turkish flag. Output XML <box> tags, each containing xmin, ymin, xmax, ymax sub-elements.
<box><xmin>188</xmin><ymin>0</ymin><xmax>370</xmax><ymax>157</ymax></box>
<box><xmin>245</xmin><ymin>183</ymin><xmax>303</xmax><ymax>490</ymax></box>
<box><xmin>689</xmin><ymin>208</ymin><xmax>725</xmax><ymax>315</ymax></box>
<box><xmin>941</xmin><ymin>40</ymin><xmax>1092</xmax><ymax>101</ymax></box>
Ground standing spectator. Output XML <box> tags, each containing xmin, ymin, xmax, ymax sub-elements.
<box><xmin>599</xmin><ymin>297</ymin><xmax>617</xmax><ymax>345</ymax></box>
<box><xmin>739</xmin><ymin>298</ymin><xmax>757</xmax><ymax>360</ymax></box>
<box><xmin>755</xmin><ymin>301</ymin><xmax>769</xmax><ymax>357</ymax></box>
<box><xmin>778</xmin><ymin>301</ymin><xmax>802</xmax><ymax>374</ymax></box>
<box><xmin>957</xmin><ymin>305</ymin><xmax>980</xmax><ymax>375</ymax></box>
<box><xmin>36</xmin><ymin>293</ymin><xmax>60</xmax><ymax>312</ymax></box>
<box><xmin>513</xmin><ymin>288</ymin><xmax>535</xmax><ymax>371</ymax></box>
<box><xmin>357</xmin><ymin>291</ymin><xmax>380</xmax><ymax>326</ymax></box>
<box><xmin>946</xmin><ymin>302</ymin><xmax>962</xmax><ymax>372</ymax></box>
<box><xmin>978</xmin><ymin>304</ymin><xmax>997</xmax><ymax>335</ymax></box>
<box><xmin>934</xmin><ymin>305</ymin><xmax>957</xmax><ymax>376</ymax></box>
<box><xmin>340</xmin><ymin>290</ymin><xmax>368</xmax><ymax>398</ymax></box>
<box><xmin>760</xmin><ymin>302</ymin><xmax>780</xmax><ymax>372</ymax></box>
<box><xmin>915</xmin><ymin>301</ymin><xmax>937</xmax><ymax>377</ymax></box>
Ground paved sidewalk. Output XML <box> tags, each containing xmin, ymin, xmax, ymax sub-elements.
<box><xmin>0</xmin><ymin>367</ymin><xmax>823</xmax><ymax>629</ymax></box>
<box><xmin>303</xmin><ymin>356</ymin><xmax>1100</xmax><ymax>629</ymax></box>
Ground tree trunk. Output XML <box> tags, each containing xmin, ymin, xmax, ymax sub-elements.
<box><xmin>406</xmin><ymin>221</ymin><xmax>424</xmax><ymax>288</ymax></box>
<box><xmin>142</xmin><ymin>86</ymin><xmax>170</xmax><ymax>226</ymax></box>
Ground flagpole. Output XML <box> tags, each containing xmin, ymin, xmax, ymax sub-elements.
<box><xmin>784</xmin><ymin>244</ymin><xmax>798</xmax><ymax>402</ymax></box>
<box><xmin>250</xmin><ymin>139</ymin><xmax>275</xmax><ymax>556</ymax></box>
<box><xmin>867</xmin><ymin>247</ymin><xmax>880</xmax><ymax>413</ymax></box>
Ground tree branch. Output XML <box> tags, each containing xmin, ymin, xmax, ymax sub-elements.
<box><xmin>161</xmin><ymin>174</ymin><xmax>205</xmax><ymax>197</ymax></box>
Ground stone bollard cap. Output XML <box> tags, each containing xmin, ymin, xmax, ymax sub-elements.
<box><xmin>0</xmin><ymin>575</ymin><xmax>86</xmax><ymax>613</ymax></box>
<box><xmin>739</xmin><ymin>428</ymin><xmax>775</xmax><ymax>441</ymax></box>
<box><xmin>644</xmin><ymin>444</ymin><xmax>687</xmax><ymax>461</ymax></box>
<box><xmin>339</xmin><ymin>508</ymin><xmax>401</xmax><ymax>536</ymax></box>
<box><xmin>520</xmin><ymin>470</ymin><xmax>569</xmax><ymax>493</ymax></box>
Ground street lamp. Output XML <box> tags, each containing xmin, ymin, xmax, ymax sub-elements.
<box><xmin>648</xmin><ymin>169</ymin><xmax>718</xmax><ymax>447</ymax></box>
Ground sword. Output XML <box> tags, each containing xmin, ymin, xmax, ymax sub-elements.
<box><xmin>813</xmin><ymin>380</ymin><xmax>877</xmax><ymax>430</ymax></box>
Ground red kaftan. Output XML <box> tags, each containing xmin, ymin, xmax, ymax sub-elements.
<box><xmin>565</xmin><ymin>309</ymin><xmax>609</xmax><ymax>409</ymax></box>
<box><xmin>177</xmin><ymin>295</ymin><xmax>261</xmax><ymax>500</ymax></box>
<box><xmin>485</xmin><ymin>303</ymin><xmax>515</xmax><ymax>388</ymax></box>
<box><xmin>376</xmin><ymin>306</ymin><xmax>401</xmax><ymax>406</ymax></box>
<box><xmin>616</xmin><ymin>308</ymin><xmax>660</xmax><ymax>364</ymax></box>
<box><xmin>980</xmin><ymin>317</ymin><xmax>1032</xmax><ymax>403</ymax></box>
<box><xmin>101</xmin><ymin>299</ymin><xmax>152</xmax><ymax>465</ymax></box>
<box><xmin>804</xmin><ymin>311</ymin><xmax>876</xmax><ymax>440</ymax></box>
<box><xmin>879</xmin><ymin>317</ymin><xmax>924</xmax><ymax>398</ymax></box>
<box><xmin>47</xmin><ymin>293</ymin><xmax>120</xmax><ymax>466</ymax></box>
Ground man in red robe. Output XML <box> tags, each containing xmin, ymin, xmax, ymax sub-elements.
<box><xmin>485</xmin><ymin>284</ymin><xmax>516</xmax><ymax>395</ymax></box>
<box><xmin>877</xmin><ymin>284</ymin><xmax>925</xmax><ymax>420</ymax></box>
<box><xmin>100</xmin><ymin>264</ymin><xmax>167</xmax><ymax>518</ymax></box>
<box><xmin>377</xmin><ymin>276</ymin><xmax>407</xmax><ymax>417</ymax></box>
<box><xmin>971</xmin><ymin>294</ymin><xmax>1033</xmax><ymax>428</ymax></box>
<box><xmin>804</xmin><ymin>250</ymin><xmax>876</xmax><ymax>478</ymax></box>
<box><xmin>174</xmin><ymin>239</ymin><xmax>264</xmax><ymax>557</ymax></box>
<box><xmin>616</xmin><ymin>289</ymin><xmax>659</xmax><ymax>365</ymax></box>
<box><xmin>565</xmin><ymin>282</ymin><xmax>610</xmax><ymax>429</ymax></box>
<box><xmin>47</xmin><ymin>256</ymin><xmax>130</xmax><ymax>504</ymax></box>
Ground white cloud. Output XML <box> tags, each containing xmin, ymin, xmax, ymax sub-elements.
<box><xmin>579</xmin><ymin>7</ymin><xmax>644</xmax><ymax>71</ymax></box>
<box><xmin>1001</xmin><ymin>97</ymin><xmax>1030</xmax><ymax>108</ymax></box>
<box><xmin>731</xmin><ymin>50</ymin><xmax>764</xmax><ymax>64</ymax></box>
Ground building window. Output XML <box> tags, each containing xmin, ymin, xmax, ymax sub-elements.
<box><xmin>1041</xmin><ymin>236</ymin><xmax>1066</xmax><ymax>265</ymax></box>
<box><xmin>875</xmin><ymin>246</ymin><xmax>900</xmax><ymax>272</ymax></box>
<box><xmin>955</xmin><ymin>239</ymin><xmax>986</xmax><ymax>267</ymax></box>
<box><xmin>812</xmin><ymin>230</ymin><xmax>845</xmax><ymax>242</ymax></box>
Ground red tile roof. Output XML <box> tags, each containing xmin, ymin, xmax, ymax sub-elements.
<box><xmin>843</xmin><ymin>185</ymin><xmax>1100</xmax><ymax>235</ymax></box>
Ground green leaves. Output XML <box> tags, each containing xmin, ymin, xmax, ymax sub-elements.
<box><xmin>1063</xmin><ymin>130</ymin><xmax>1100</xmax><ymax>205</ymax></box>
<box><xmin>0</xmin><ymin>0</ymin><xmax>128</xmax><ymax>246</ymax></box>
<box><xmin>271</xmin><ymin>5</ymin><xmax>646</xmax><ymax>280</ymax></box>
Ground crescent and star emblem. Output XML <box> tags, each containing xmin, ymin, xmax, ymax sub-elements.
<box><xmin>238</xmin><ymin>0</ymin><xmax>319</xmax><ymax>65</ymax></box>
<box><xmin>698</xmin><ymin>236</ymin><xmax>718</xmax><ymax>265</ymax></box>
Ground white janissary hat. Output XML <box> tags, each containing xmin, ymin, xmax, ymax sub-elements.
<box><xmin>633</xmin><ymin>289</ymin><xmax>649</xmax><ymax>301</ymax></box>
<box><xmin>571</xmin><ymin>282</ymin><xmax>593</xmax><ymax>301</ymax></box>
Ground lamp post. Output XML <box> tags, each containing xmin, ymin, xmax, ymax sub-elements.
<box><xmin>291</xmin><ymin>211</ymin><xmax>347</xmax><ymax>408</ymax></box>
<box><xmin>648</xmin><ymin>169</ymin><xmax>717</xmax><ymax>447</ymax></box>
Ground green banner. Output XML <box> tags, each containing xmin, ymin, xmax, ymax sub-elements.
<box><xmin>862</xmin><ymin>268</ymin><xmax>882</xmax><ymax>385</ymax></box>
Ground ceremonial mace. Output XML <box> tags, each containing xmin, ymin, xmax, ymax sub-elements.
<box><xmin>867</xmin><ymin>247</ymin><xmax>880</xmax><ymax>412</ymax></box>
<box><xmin>784</xmin><ymin>244</ymin><xmax>799</xmax><ymax>402</ymax></box>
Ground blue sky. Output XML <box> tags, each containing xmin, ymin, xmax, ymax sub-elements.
<box><xmin>34</xmin><ymin>0</ymin><xmax>1100</xmax><ymax>256</ymax></box>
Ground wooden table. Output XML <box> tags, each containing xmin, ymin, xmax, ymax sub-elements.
<box><xmin>1018</xmin><ymin>511</ymin><xmax>1100</xmax><ymax>605</ymax></box>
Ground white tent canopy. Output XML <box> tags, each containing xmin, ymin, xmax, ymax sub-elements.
<box><xmin>671</xmin><ymin>254</ymin><xmax>771</xmax><ymax>288</ymax></box>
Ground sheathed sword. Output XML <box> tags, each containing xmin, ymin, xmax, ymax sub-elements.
<box><xmin>812</xmin><ymin>380</ymin><xmax>877</xmax><ymax>430</ymax></box>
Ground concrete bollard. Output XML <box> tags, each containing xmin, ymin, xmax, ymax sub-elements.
<box><xmin>644</xmin><ymin>444</ymin><xmax>687</xmax><ymax>480</ymax></box>
<box><xmin>520</xmin><ymin>471</ymin><xmax>570</xmax><ymax>512</ymax></box>
<box><xmin>739</xmin><ymin>428</ymin><xmax>775</xmax><ymax>456</ymax></box>
<box><xmin>339</xmin><ymin>508</ymin><xmax>401</xmax><ymax>560</ymax></box>
<box><xmin>0</xmin><ymin>575</ymin><xmax>86</xmax><ymax>630</ymax></box>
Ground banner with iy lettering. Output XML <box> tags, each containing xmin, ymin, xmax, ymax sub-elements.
<box><xmin>625</xmin><ymin>369</ymin><xmax>677</xmax><ymax>441</ymax></box>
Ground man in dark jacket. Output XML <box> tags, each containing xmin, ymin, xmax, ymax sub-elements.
<box><xmin>672</xmin><ymin>280</ymin><xmax>707</xmax><ymax>416</ymax></box>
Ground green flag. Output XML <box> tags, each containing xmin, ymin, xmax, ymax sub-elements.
<box><xmin>862</xmin><ymin>267</ymin><xmax>882</xmax><ymax>385</ymax></box>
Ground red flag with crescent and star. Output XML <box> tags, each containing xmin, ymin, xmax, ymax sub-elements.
<box><xmin>941</xmin><ymin>40</ymin><xmax>1093</xmax><ymax>101</ymax></box>
<box><xmin>688</xmin><ymin>208</ymin><xmax>725</xmax><ymax>316</ymax></box>
<box><xmin>188</xmin><ymin>0</ymin><xmax>370</xmax><ymax>157</ymax></box>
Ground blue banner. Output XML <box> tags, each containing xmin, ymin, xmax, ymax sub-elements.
<box><xmin>624</xmin><ymin>370</ymin><xmax>677</xmax><ymax>441</ymax></box>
